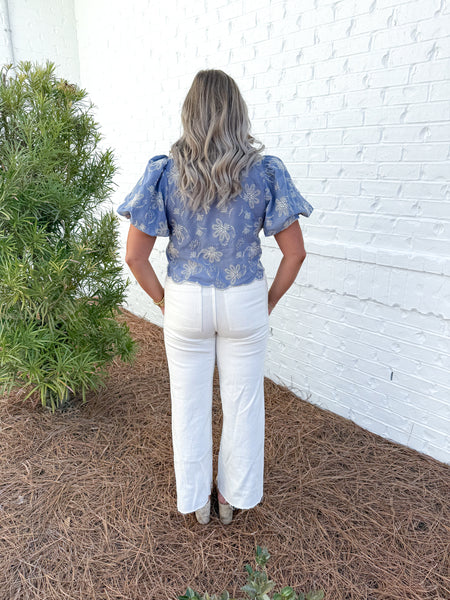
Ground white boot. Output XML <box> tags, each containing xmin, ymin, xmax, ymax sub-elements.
<box><xmin>218</xmin><ymin>500</ymin><xmax>233</xmax><ymax>525</ymax></box>
<box><xmin>195</xmin><ymin>498</ymin><xmax>211</xmax><ymax>524</ymax></box>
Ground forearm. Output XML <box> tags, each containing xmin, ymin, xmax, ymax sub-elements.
<box><xmin>268</xmin><ymin>255</ymin><xmax>305</xmax><ymax>313</ymax></box>
<box><xmin>125</xmin><ymin>258</ymin><xmax>164</xmax><ymax>304</ymax></box>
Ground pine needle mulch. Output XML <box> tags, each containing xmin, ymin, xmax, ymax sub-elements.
<box><xmin>0</xmin><ymin>308</ymin><xmax>449</xmax><ymax>600</ymax></box>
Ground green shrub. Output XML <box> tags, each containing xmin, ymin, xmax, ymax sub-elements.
<box><xmin>0</xmin><ymin>60</ymin><xmax>137</xmax><ymax>411</ymax></box>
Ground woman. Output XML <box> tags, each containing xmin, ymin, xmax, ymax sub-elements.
<box><xmin>117</xmin><ymin>69</ymin><xmax>313</xmax><ymax>525</ymax></box>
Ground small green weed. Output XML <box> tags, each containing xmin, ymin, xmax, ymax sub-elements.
<box><xmin>178</xmin><ymin>546</ymin><xmax>324</xmax><ymax>600</ymax></box>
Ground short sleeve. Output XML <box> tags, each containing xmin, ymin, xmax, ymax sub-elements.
<box><xmin>116</xmin><ymin>154</ymin><xmax>170</xmax><ymax>237</ymax></box>
<box><xmin>263</xmin><ymin>155</ymin><xmax>314</xmax><ymax>236</ymax></box>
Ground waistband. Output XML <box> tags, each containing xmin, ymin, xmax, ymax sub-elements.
<box><xmin>165</xmin><ymin>273</ymin><xmax>267</xmax><ymax>290</ymax></box>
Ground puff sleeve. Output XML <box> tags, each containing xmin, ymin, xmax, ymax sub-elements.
<box><xmin>116</xmin><ymin>154</ymin><xmax>170</xmax><ymax>237</ymax></box>
<box><xmin>263</xmin><ymin>155</ymin><xmax>314</xmax><ymax>236</ymax></box>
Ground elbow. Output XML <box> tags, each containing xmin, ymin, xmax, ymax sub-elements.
<box><xmin>125</xmin><ymin>255</ymin><xmax>145</xmax><ymax>266</ymax></box>
<box><xmin>288</xmin><ymin>251</ymin><xmax>307</xmax><ymax>266</ymax></box>
<box><xmin>297</xmin><ymin>252</ymin><xmax>307</xmax><ymax>267</ymax></box>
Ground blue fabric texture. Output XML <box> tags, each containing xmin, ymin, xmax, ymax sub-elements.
<box><xmin>116</xmin><ymin>154</ymin><xmax>314</xmax><ymax>289</ymax></box>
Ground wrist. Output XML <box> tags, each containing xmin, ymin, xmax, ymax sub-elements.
<box><xmin>153</xmin><ymin>293</ymin><xmax>165</xmax><ymax>307</ymax></box>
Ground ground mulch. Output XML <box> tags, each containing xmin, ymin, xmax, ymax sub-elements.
<box><xmin>0</xmin><ymin>307</ymin><xmax>449</xmax><ymax>600</ymax></box>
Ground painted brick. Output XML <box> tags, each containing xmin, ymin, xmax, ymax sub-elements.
<box><xmin>395</xmin><ymin>0</ymin><xmax>442</xmax><ymax>25</ymax></box>
<box><xmin>342</xmin><ymin>126</ymin><xmax>382</xmax><ymax>144</ymax></box>
<box><xmin>410</xmin><ymin>58</ymin><xmax>450</xmax><ymax>83</ymax></box>
<box><xmin>334</xmin><ymin>0</ymin><xmax>379</xmax><ymax>21</ymax></box>
<box><xmin>417</xmin><ymin>14</ymin><xmax>450</xmax><ymax>43</ymax></box>
<box><xmin>382</xmin><ymin>82</ymin><xmax>430</xmax><ymax>105</ymax></box>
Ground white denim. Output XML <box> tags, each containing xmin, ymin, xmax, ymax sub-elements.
<box><xmin>163</xmin><ymin>275</ymin><xmax>269</xmax><ymax>514</ymax></box>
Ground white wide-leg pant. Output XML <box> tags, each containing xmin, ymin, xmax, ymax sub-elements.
<box><xmin>163</xmin><ymin>275</ymin><xmax>269</xmax><ymax>514</ymax></box>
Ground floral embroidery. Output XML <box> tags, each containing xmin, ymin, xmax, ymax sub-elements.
<box><xmin>275</xmin><ymin>195</ymin><xmax>290</xmax><ymax>217</ymax></box>
<box><xmin>242</xmin><ymin>183</ymin><xmax>261</xmax><ymax>208</ymax></box>
<box><xmin>253</xmin><ymin>218</ymin><xmax>263</xmax><ymax>235</ymax></box>
<box><xmin>225</xmin><ymin>264</ymin><xmax>245</xmax><ymax>285</ymax></box>
<box><xmin>156</xmin><ymin>221</ymin><xmax>169</xmax><ymax>236</ymax></box>
<box><xmin>200</xmin><ymin>246</ymin><xmax>223</xmax><ymax>263</ymax></box>
<box><xmin>146</xmin><ymin>157</ymin><xmax>167</xmax><ymax>173</ymax></box>
<box><xmin>212</xmin><ymin>218</ymin><xmax>234</xmax><ymax>244</ymax></box>
<box><xmin>128</xmin><ymin>191</ymin><xmax>144</xmax><ymax>209</ymax></box>
<box><xmin>167</xmin><ymin>242</ymin><xmax>179</xmax><ymax>259</ymax></box>
<box><xmin>116</xmin><ymin>154</ymin><xmax>313</xmax><ymax>288</ymax></box>
<box><xmin>181</xmin><ymin>260</ymin><xmax>201</xmax><ymax>278</ymax></box>
<box><xmin>167</xmin><ymin>162</ymin><xmax>180</xmax><ymax>186</ymax></box>
<box><xmin>244</xmin><ymin>241</ymin><xmax>260</xmax><ymax>259</ymax></box>
<box><xmin>172</xmin><ymin>221</ymin><xmax>188</xmax><ymax>243</ymax></box>
<box><xmin>135</xmin><ymin>221</ymin><xmax>148</xmax><ymax>232</ymax></box>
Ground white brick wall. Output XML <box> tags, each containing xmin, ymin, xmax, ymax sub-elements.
<box><xmin>2</xmin><ymin>0</ymin><xmax>80</xmax><ymax>82</ymax></box>
<box><xmin>3</xmin><ymin>0</ymin><xmax>449</xmax><ymax>463</ymax></box>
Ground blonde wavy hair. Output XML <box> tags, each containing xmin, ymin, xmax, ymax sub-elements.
<box><xmin>169</xmin><ymin>69</ymin><xmax>265</xmax><ymax>212</ymax></box>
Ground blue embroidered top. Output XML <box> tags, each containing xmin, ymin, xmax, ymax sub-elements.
<box><xmin>116</xmin><ymin>154</ymin><xmax>314</xmax><ymax>289</ymax></box>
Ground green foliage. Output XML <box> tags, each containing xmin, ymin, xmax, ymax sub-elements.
<box><xmin>178</xmin><ymin>546</ymin><xmax>324</xmax><ymax>600</ymax></box>
<box><xmin>0</xmin><ymin>60</ymin><xmax>137</xmax><ymax>411</ymax></box>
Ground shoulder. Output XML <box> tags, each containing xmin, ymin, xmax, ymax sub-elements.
<box><xmin>142</xmin><ymin>155</ymin><xmax>170</xmax><ymax>188</ymax></box>
<box><xmin>146</xmin><ymin>154</ymin><xmax>169</xmax><ymax>172</ymax></box>
<box><xmin>260</xmin><ymin>155</ymin><xmax>287</xmax><ymax>188</ymax></box>
<box><xmin>262</xmin><ymin>154</ymin><xmax>286</xmax><ymax>172</ymax></box>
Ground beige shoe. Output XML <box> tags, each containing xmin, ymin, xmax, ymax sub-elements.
<box><xmin>218</xmin><ymin>500</ymin><xmax>233</xmax><ymax>525</ymax></box>
<box><xmin>195</xmin><ymin>498</ymin><xmax>211</xmax><ymax>524</ymax></box>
